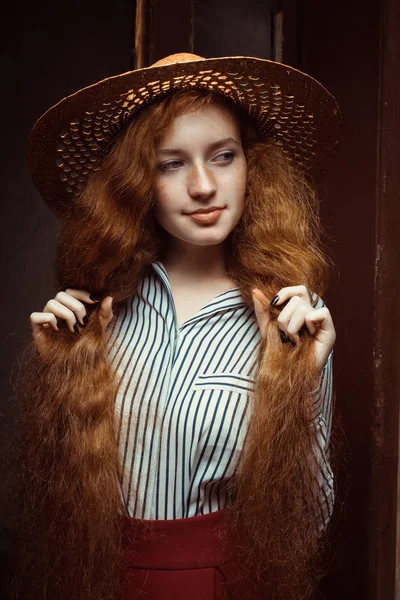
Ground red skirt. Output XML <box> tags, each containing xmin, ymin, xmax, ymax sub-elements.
<box><xmin>122</xmin><ymin>510</ymin><xmax>233</xmax><ymax>599</ymax></box>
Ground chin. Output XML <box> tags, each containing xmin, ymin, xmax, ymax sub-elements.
<box><xmin>194</xmin><ymin>238</ymin><xmax>228</xmax><ymax>247</ymax></box>
<box><xmin>186</xmin><ymin>229</ymin><xmax>231</xmax><ymax>246</ymax></box>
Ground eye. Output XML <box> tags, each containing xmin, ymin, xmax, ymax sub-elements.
<box><xmin>213</xmin><ymin>151</ymin><xmax>234</xmax><ymax>163</ymax></box>
<box><xmin>158</xmin><ymin>160</ymin><xmax>183</xmax><ymax>172</ymax></box>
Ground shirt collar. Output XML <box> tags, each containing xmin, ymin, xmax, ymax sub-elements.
<box><xmin>151</xmin><ymin>261</ymin><xmax>247</xmax><ymax>328</ymax></box>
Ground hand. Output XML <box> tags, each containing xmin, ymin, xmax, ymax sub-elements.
<box><xmin>251</xmin><ymin>285</ymin><xmax>336</xmax><ymax>371</ymax></box>
<box><xmin>30</xmin><ymin>289</ymin><xmax>114</xmax><ymax>343</ymax></box>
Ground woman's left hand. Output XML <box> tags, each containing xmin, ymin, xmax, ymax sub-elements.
<box><xmin>251</xmin><ymin>285</ymin><xmax>336</xmax><ymax>372</ymax></box>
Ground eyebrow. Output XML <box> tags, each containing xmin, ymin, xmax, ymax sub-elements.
<box><xmin>157</xmin><ymin>137</ymin><xmax>241</xmax><ymax>155</ymax></box>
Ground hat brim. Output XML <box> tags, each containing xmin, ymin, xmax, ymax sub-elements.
<box><xmin>28</xmin><ymin>56</ymin><xmax>342</xmax><ymax>218</ymax></box>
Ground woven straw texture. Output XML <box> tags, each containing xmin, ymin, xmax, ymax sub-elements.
<box><xmin>28</xmin><ymin>55</ymin><xmax>342</xmax><ymax>217</ymax></box>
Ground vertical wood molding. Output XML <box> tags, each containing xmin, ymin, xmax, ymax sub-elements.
<box><xmin>134</xmin><ymin>0</ymin><xmax>147</xmax><ymax>68</ymax></box>
<box><xmin>371</xmin><ymin>0</ymin><xmax>400</xmax><ymax>597</ymax></box>
<box><xmin>134</xmin><ymin>0</ymin><xmax>192</xmax><ymax>67</ymax></box>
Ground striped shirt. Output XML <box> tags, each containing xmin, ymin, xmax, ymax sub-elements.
<box><xmin>108</xmin><ymin>261</ymin><xmax>334</xmax><ymax>526</ymax></box>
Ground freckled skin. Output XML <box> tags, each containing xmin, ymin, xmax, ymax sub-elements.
<box><xmin>153</xmin><ymin>105</ymin><xmax>247</xmax><ymax>247</ymax></box>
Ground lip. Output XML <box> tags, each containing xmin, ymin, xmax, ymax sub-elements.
<box><xmin>188</xmin><ymin>208</ymin><xmax>224</xmax><ymax>224</ymax></box>
<box><xmin>189</xmin><ymin>206</ymin><xmax>224</xmax><ymax>214</ymax></box>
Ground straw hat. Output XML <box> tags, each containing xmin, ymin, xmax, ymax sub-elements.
<box><xmin>28</xmin><ymin>53</ymin><xmax>342</xmax><ymax>218</ymax></box>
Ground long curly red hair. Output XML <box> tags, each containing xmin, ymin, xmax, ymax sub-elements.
<box><xmin>9</xmin><ymin>89</ymin><xmax>329</xmax><ymax>599</ymax></box>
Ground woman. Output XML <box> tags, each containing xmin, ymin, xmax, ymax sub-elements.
<box><xmin>11</xmin><ymin>53</ymin><xmax>340</xmax><ymax>599</ymax></box>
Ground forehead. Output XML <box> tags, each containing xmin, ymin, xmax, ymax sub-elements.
<box><xmin>159</xmin><ymin>104</ymin><xmax>241</xmax><ymax>147</ymax></box>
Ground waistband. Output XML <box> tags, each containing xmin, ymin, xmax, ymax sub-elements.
<box><xmin>122</xmin><ymin>509</ymin><xmax>228</xmax><ymax>570</ymax></box>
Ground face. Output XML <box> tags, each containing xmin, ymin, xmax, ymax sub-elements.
<box><xmin>153</xmin><ymin>104</ymin><xmax>247</xmax><ymax>248</ymax></box>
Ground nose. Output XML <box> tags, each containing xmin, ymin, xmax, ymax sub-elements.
<box><xmin>187</xmin><ymin>162</ymin><xmax>217</xmax><ymax>199</ymax></box>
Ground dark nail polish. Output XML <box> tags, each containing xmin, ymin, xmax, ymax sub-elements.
<box><xmin>74</xmin><ymin>323</ymin><xmax>79</xmax><ymax>334</ymax></box>
<box><xmin>78</xmin><ymin>315</ymin><xmax>88</xmax><ymax>328</ymax></box>
<box><xmin>89</xmin><ymin>294</ymin><xmax>99</xmax><ymax>302</ymax></box>
<box><xmin>271</xmin><ymin>295</ymin><xmax>280</xmax><ymax>306</ymax></box>
<box><xmin>279</xmin><ymin>330</ymin><xmax>289</xmax><ymax>344</ymax></box>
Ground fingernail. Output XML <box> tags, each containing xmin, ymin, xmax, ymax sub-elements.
<box><xmin>89</xmin><ymin>294</ymin><xmax>99</xmax><ymax>302</ymax></box>
<box><xmin>74</xmin><ymin>323</ymin><xmax>79</xmax><ymax>334</ymax></box>
<box><xmin>279</xmin><ymin>330</ymin><xmax>289</xmax><ymax>344</ymax></box>
<box><xmin>271</xmin><ymin>295</ymin><xmax>280</xmax><ymax>306</ymax></box>
<box><xmin>78</xmin><ymin>315</ymin><xmax>88</xmax><ymax>328</ymax></box>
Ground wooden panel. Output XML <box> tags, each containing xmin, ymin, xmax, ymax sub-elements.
<box><xmin>134</xmin><ymin>0</ymin><xmax>192</xmax><ymax>67</ymax></box>
<box><xmin>300</xmin><ymin>0</ymin><xmax>381</xmax><ymax>594</ymax></box>
<box><xmin>373</xmin><ymin>0</ymin><xmax>400</xmax><ymax>597</ymax></box>
<box><xmin>296</xmin><ymin>0</ymin><xmax>400</xmax><ymax>597</ymax></box>
<box><xmin>151</xmin><ymin>0</ymin><xmax>193</xmax><ymax>63</ymax></box>
<box><xmin>0</xmin><ymin>0</ymin><xmax>136</xmax><ymax>592</ymax></box>
<box><xmin>193</xmin><ymin>0</ymin><xmax>275</xmax><ymax>59</ymax></box>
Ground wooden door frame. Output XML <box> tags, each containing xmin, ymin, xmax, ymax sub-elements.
<box><xmin>287</xmin><ymin>0</ymin><xmax>400</xmax><ymax>597</ymax></box>
<box><xmin>372</xmin><ymin>0</ymin><xmax>400</xmax><ymax>597</ymax></box>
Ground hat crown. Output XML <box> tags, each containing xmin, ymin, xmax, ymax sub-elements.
<box><xmin>151</xmin><ymin>53</ymin><xmax>205</xmax><ymax>68</ymax></box>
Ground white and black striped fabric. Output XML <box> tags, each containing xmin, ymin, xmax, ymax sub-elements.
<box><xmin>108</xmin><ymin>261</ymin><xmax>334</xmax><ymax>526</ymax></box>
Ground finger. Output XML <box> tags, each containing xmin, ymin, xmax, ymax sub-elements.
<box><xmin>276</xmin><ymin>296</ymin><xmax>304</xmax><ymax>337</ymax></box>
<box><xmin>63</xmin><ymin>288</ymin><xmax>100</xmax><ymax>304</ymax></box>
<box><xmin>98</xmin><ymin>296</ymin><xmax>114</xmax><ymax>331</ymax></box>
<box><xmin>305</xmin><ymin>319</ymin><xmax>317</xmax><ymax>336</ymax></box>
<box><xmin>305</xmin><ymin>307</ymin><xmax>335</xmax><ymax>339</ymax></box>
<box><xmin>42</xmin><ymin>299</ymin><xmax>78</xmax><ymax>333</ymax></box>
<box><xmin>54</xmin><ymin>291</ymin><xmax>88</xmax><ymax>326</ymax></box>
<box><xmin>271</xmin><ymin>285</ymin><xmax>311</xmax><ymax>307</ymax></box>
<box><xmin>251</xmin><ymin>288</ymin><xmax>269</xmax><ymax>307</ymax></box>
<box><xmin>305</xmin><ymin>308</ymin><xmax>336</xmax><ymax>370</ymax></box>
<box><xmin>285</xmin><ymin>307</ymin><xmax>311</xmax><ymax>345</ymax></box>
<box><xmin>251</xmin><ymin>289</ymin><xmax>271</xmax><ymax>340</ymax></box>
<box><xmin>30</xmin><ymin>312</ymin><xmax>59</xmax><ymax>337</ymax></box>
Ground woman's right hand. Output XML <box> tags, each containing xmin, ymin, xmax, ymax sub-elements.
<box><xmin>30</xmin><ymin>289</ymin><xmax>114</xmax><ymax>343</ymax></box>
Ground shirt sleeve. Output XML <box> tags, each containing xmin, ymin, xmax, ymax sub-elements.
<box><xmin>312</xmin><ymin>352</ymin><xmax>334</xmax><ymax>532</ymax></box>
<box><xmin>309</xmin><ymin>293</ymin><xmax>334</xmax><ymax>532</ymax></box>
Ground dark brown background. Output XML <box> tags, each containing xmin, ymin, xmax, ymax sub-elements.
<box><xmin>1</xmin><ymin>1</ymin><xmax>400</xmax><ymax>598</ymax></box>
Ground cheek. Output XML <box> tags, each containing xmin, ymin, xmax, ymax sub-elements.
<box><xmin>153</xmin><ymin>183</ymin><xmax>181</xmax><ymax>227</ymax></box>
<box><xmin>241</xmin><ymin>167</ymin><xmax>248</xmax><ymax>197</ymax></box>
<box><xmin>241</xmin><ymin>160</ymin><xmax>248</xmax><ymax>188</ymax></box>
<box><xmin>153</xmin><ymin>183</ymin><xmax>169</xmax><ymax>216</ymax></box>
<box><xmin>230</xmin><ymin>163</ymin><xmax>247</xmax><ymax>208</ymax></box>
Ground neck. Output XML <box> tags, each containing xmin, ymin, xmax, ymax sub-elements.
<box><xmin>162</xmin><ymin>238</ymin><xmax>228</xmax><ymax>282</ymax></box>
